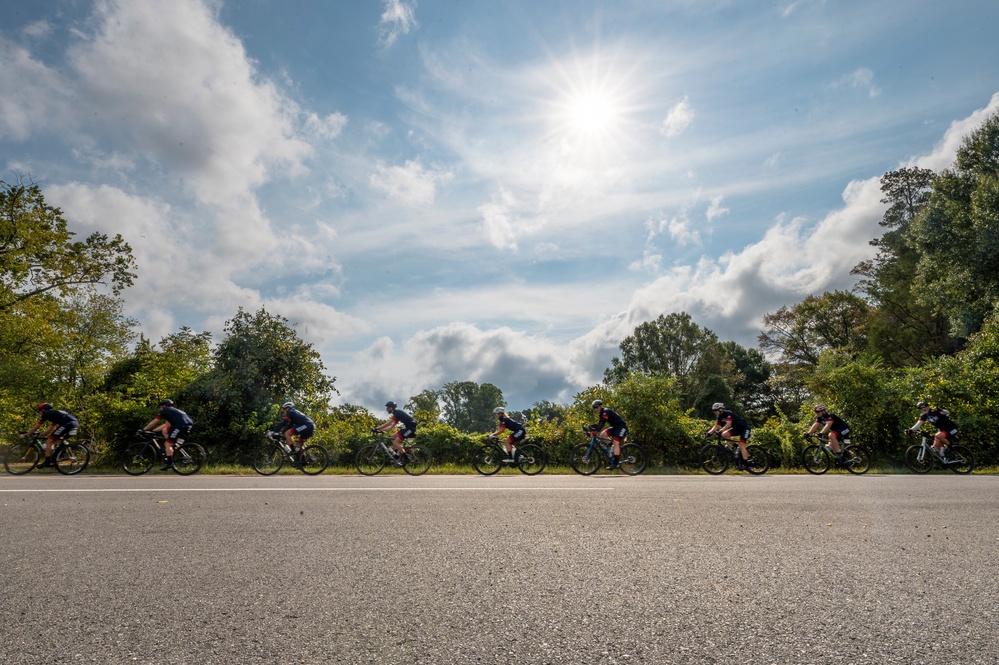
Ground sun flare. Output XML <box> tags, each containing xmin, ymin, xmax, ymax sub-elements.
<box><xmin>566</xmin><ymin>91</ymin><xmax>618</xmax><ymax>135</ymax></box>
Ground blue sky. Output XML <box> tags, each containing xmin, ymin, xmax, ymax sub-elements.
<box><xmin>3</xmin><ymin>0</ymin><xmax>998</xmax><ymax>410</ymax></box>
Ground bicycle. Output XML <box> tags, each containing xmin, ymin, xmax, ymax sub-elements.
<box><xmin>698</xmin><ymin>431</ymin><xmax>769</xmax><ymax>475</ymax></box>
<box><xmin>801</xmin><ymin>433</ymin><xmax>871</xmax><ymax>475</ymax></box>
<box><xmin>4</xmin><ymin>432</ymin><xmax>91</xmax><ymax>476</ymax></box>
<box><xmin>354</xmin><ymin>431</ymin><xmax>432</xmax><ymax>476</ymax></box>
<box><xmin>569</xmin><ymin>426</ymin><xmax>647</xmax><ymax>476</ymax></box>
<box><xmin>251</xmin><ymin>431</ymin><xmax>330</xmax><ymax>475</ymax></box>
<box><xmin>121</xmin><ymin>430</ymin><xmax>207</xmax><ymax>476</ymax></box>
<box><xmin>903</xmin><ymin>430</ymin><xmax>974</xmax><ymax>474</ymax></box>
<box><xmin>470</xmin><ymin>435</ymin><xmax>548</xmax><ymax>476</ymax></box>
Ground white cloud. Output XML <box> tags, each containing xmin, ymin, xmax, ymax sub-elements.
<box><xmin>0</xmin><ymin>37</ymin><xmax>69</xmax><ymax>140</ymax></box>
<box><xmin>836</xmin><ymin>67</ymin><xmax>881</xmax><ymax>99</ymax></box>
<box><xmin>479</xmin><ymin>185</ymin><xmax>519</xmax><ymax>251</ymax></box>
<box><xmin>369</xmin><ymin>158</ymin><xmax>452</xmax><ymax>206</ymax></box>
<box><xmin>706</xmin><ymin>196</ymin><xmax>729</xmax><ymax>222</ymax></box>
<box><xmin>377</xmin><ymin>0</ymin><xmax>418</xmax><ymax>48</ymax></box>
<box><xmin>661</xmin><ymin>96</ymin><xmax>695</xmax><ymax>137</ymax></box>
<box><xmin>304</xmin><ymin>112</ymin><xmax>348</xmax><ymax>141</ymax></box>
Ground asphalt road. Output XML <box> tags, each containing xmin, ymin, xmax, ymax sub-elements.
<box><xmin>1</xmin><ymin>472</ymin><xmax>997</xmax><ymax>664</ymax></box>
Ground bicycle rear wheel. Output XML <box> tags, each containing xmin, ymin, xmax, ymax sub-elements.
<box><xmin>471</xmin><ymin>444</ymin><xmax>503</xmax><ymax>475</ymax></box>
<box><xmin>55</xmin><ymin>442</ymin><xmax>90</xmax><ymax>475</ymax></box>
<box><xmin>904</xmin><ymin>445</ymin><xmax>934</xmax><ymax>474</ymax></box>
<box><xmin>122</xmin><ymin>442</ymin><xmax>156</xmax><ymax>475</ymax></box>
<box><xmin>699</xmin><ymin>444</ymin><xmax>728</xmax><ymax>475</ymax></box>
<box><xmin>946</xmin><ymin>444</ymin><xmax>974</xmax><ymax>475</ymax></box>
<box><xmin>355</xmin><ymin>444</ymin><xmax>387</xmax><ymax>475</ymax></box>
<box><xmin>4</xmin><ymin>443</ymin><xmax>40</xmax><ymax>475</ymax></box>
<box><xmin>569</xmin><ymin>443</ymin><xmax>600</xmax><ymax>476</ymax></box>
<box><xmin>801</xmin><ymin>444</ymin><xmax>830</xmax><ymax>475</ymax></box>
<box><xmin>172</xmin><ymin>442</ymin><xmax>206</xmax><ymax>475</ymax></box>
<box><xmin>300</xmin><ymin>445</ymin><xmax>330</xmax><ymax>475</ymax></box>
<box><xmin>745</xmin><ymin>445</ymin><xmax>770</xmax><ymax>475</ymax></box>
<box><xmin>252</xmin><ymin>443</ymin><xmax>285</xmax><ymax>475</ymax></box>
<box><xmin>842</xmin><ymin>445</ymin><xmax>870</xmax><ymax>474</ymax></box>
<box><xmin>618</xmin><ymin>443</ymin><xmax>647</xmax><ymax>475</ymax></box>
<box><xmin>403</xmin><ymin>444</ymin><xmax>432</xmax><ymax>476</ymax></box>
<box><xmin>516</xmin><ymin>443</ymin><xmax>548</xmax><ymax>476</ymax></box>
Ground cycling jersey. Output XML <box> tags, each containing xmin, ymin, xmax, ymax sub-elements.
<box><xmin>918</xmin><ymin>408</ymin><xmax>958</xmax><ymax>435</ymax></box>
<box><xmin>279</xmin><ymin>408</ymin><xmax>315</xmax><ymax>440</ymax></box>
<box><xmin>157</xmin><ymin>406</ymin><xmax>194</xmax><ymax>429</ymax></box>
<box><xmin>717</xmin><ymin>410</ymin><xmax>750</xmax><ymax>441</ymax></box>
<box><xmin>597</xmin><ymin>408</ymin><xmax>628</xmax><ymax>441</ymax></box>
<box><xmin>815</xmin><ymin>413</ymin><xmax>851</xmax><ymax>435</ymax></box>
<box><xmin>391</xmin><ymin>409</ymin><xmax>417</xmax><ymax>438</ymax></box>
<box><xmin>497</xmin><ymin>415</ymin><xmax>526</xmax><ymax>441</ymax></box>
<box><xmin>38</xmin><ymin>408</ymin><xmax>79</xmax><ymax>439</ymax></box>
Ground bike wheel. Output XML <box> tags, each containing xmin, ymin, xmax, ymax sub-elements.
<box><xmin>618</xmin><ymin>443</ymin><xmax>647</xmax><ymax>475</ymax></box>
<box><xmin>55</xmin><ymin>442</ymin><xmax>90</xmax><ymax>475</ymax></box>
<box><xmin>699</xmin><ymin>444</ymin><xmax>728</xmax><ymax>475</ymax></box>
<box><xmin>471</xmin><ymin>444</ymin><xmax>503</xmax><ymax>475</ymax></box>
<box><xmin>946</xmin><ymin>444</ymin><xmax>975</xmax><ymax>475</ymax></box>
<box><xmin>516</xmin><ymin>444</ymin><xmax>548</xmax><ymax>476</ymax></box>
<box><xmin>122</xmin><ymin>442</ymin><xmax>156</xmax><ymax>475</ymax></box>
<box><xmin>745</xmin><ymin>445</ymin><xmax>770</xmax><ymax>475</ymax></box>
<box><xmin>355</xmin><ymin>444</ymin><xmax>387</xmax><ymax>475</ymax></box>
<box><xmin>252</xmin><ymin>443</ymin><xmax>285</xmax><ymax>475</ymax></box>
<box><xmin>4</xmin><ymin>443</ymin><xmax>40</xmax><ymax>475</ymax></box>
<box><xmin>904</xmin><ymin>445</ymin><xmax>934</xmax><ymax>474</ymax></box>
<box><xmin>300</xmin><ymin>445</ymin><xmax>330</xmax><ymax>475</ymax></box>
<box><xmin>569</xmin><ymin>443</ymin><xmax>600</xmax><ymax>476</ymax></box>
<box><xmin>172</xmin><ymin>442</ymin><xmax>206</xmax><ymax>475</ymax></box>
<box><xmin>842</xmin><ymin>445</ymin><xmax>870</xmax><ymax>475</ymax></box>
<box><xmin>801</xmin><ymin>444</ymin><xmax>830</xmax><ymax>475</ymax></box>
<box><xmin>403</xmin><ymin>444</ymin><xmax>432</xmax><ymax>476</ymax></box>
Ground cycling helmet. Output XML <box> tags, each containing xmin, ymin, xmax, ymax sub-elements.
<box><xmin>711</xmin><ymin>402</ymin><xmax>725</xmax><ymax>411</ymax></box>
<box><xmin>159</xmin><ymin>399</ymin><xmax>174</xmax><ymax>407</ymax></box>
<box><xmin>35</xmin><ymin>402</ymin><xmax>53</xmax><ymax>412</ymax></box>
<box><xmin>493</xmin><ymin>407</ymin><xmax>505</xmax><ymax>414</ymax></box>
<box><xmin>813</xmin><ymin>404</ymin><xmax>827</xmax><ymax>413</ymax></box>
<box><xmin>591</xmin><ymin>400</ymin><xmax>603</xmax><ymax>409</ymax></box>
<box><xmin>916</xmin><ymin>401</ymin><xmax>929</xmax><ymax>408</ymax></box>
<box><xmin>385</xmin><ymin>401</ymin><xmax>397</xmax><ymax>409</ymax></box>
<box><xmin>281</xmin><ymin>401</ymin><xmax>295</xmax><ymax>409</ymax></box>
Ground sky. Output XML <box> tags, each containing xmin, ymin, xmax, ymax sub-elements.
<box><xmin>3</xmin><ymin>0</ymin><xmax>999</xmax><ymax>411</ymax></box>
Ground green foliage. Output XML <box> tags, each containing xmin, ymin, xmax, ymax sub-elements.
<box><xmin>438</xmin><ymin>380</ymin><xmax>504</xmax><ymax>433</ymax></box>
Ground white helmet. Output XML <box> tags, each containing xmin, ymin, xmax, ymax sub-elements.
<box><xmin>282</xmin><ymin>402</ymin><xmax>294</xmax><ymax>409</ymax></box>
<box><xmin>493</xmin><ymin>407</ymin><xmax>505</xmax><ymax>414</ymax></box>
<box><xmin>711</xmin><ymin>402</ymin><xmax>725</xmax><ymax>411</ymax></box>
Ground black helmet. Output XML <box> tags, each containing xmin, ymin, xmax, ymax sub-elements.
<box><xmin>385</xmin><ymin>401</ymin><xmax>396</xmax><ymax>409</ymax></box>
<box><xmin>591</xmin><ymin>400</ymin><xmax>603</xmax><ymax>409</ymax></box>
<box><xmin>159</xmin><ymin>399</ymin><xmax>174</xmax><ymax>407</ymax></box>
<box><xmin>35</xmin><ymin>402</ymin><xmax>53</xmax><ymax>412</ymax></box>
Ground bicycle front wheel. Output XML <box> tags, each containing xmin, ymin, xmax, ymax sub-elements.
<box><xmin>904</xmin><ymin>445</ymin><xmax>934</xmax><ymax>474</ymax></box>
<box><xmin>516</xmin><ymin>444</ymin><xmax>548</xmax><ymax>476</ymax></box>
<box><xmin>4</xmin><ymin>443</ymin><xmax>40</xmax><ymax>475</ymax></box>
<box><xmin>569</xmin><ymin>443</ymin><xmax>600</xmax><ymax>476</ymax></box>
<box><xmin>403</xmin><ymin>444</ymin><xmax>432</xmax><ymax>476</ymax></box>
<box><xmin>699</xmin><ymin>444</ymin><xmax>728</xmax><ymax>475</ymax></box>
<box><xmin>801</xmin><ymin>444</ymin><xmax>830</xmax><ymax>475</ymax></box>
<box><xmin>55</xmin><ymin>442</ymin><xmax>90</xmax><ymax>475</ymax></box>
<box><xmin>252</xmin><ymin>443</ymin><xmax>285</xmax><ymax>475</ymax></box>
<box><xmin>355</xmin><ymin>444</ymin><xmax>387</xmax><ymax>475</ymax></box>
<box><xmin>300</xmin><ymin>445</ymin><xmax>330</xmax><ymax>475</ymax></box>
<box><xmin>842</xmin><ymin>445</ymin><xmax>870</xmax><ymax>474</ymax></box>
<box><xmin>946</xmin><ymin>444</ymin><xmax>974</xmax><ymax>475</ymax></box>
<box><xmin>122</xmin><ymin>442</ymin><xmax>156</xmax><ymax>475</ymax></box>
<box><xmin>471</xmin><ymin>444</ymin><xmax>503</xmax><ymax>475</ymax></box>
<box><xmin>172</xmin><ymin>442</ymin><xmax>206</xmax><ymax>475</ymax></box>
<box><xmin>618</xmin><ymin>443</ymin><xmax>647</xmax><ymax>475</ymax></box>
<box><xmin>745</xmin><ymin>445</ymin><xmax>770</xmax><ymax>475</ymax></box>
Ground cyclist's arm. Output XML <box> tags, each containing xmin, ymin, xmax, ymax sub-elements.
<box><xmin>142</xmin><ymin>416</ymin><xmax>162</xmax><ymax>431</ymax></box>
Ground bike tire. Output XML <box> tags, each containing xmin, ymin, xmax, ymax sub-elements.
<box><xmin>122</xmin><ymin>442</ymin><xmax>156</xmax><ymax>475</ymax></box>
<box><xmin>55</xmin><ymin>442</ymin><xmax>90</xmax><ymax>475</ymax></box>
<box><xmin>4</xmin><ymin>443</ymin><xmax>40</xmax><ymax>475</ymax></box>
<box><xmin>355</xmin><ymin>444</ymin><xmax>387</xmax><ymax>475</ymax></box>
<box><xmin>172</xmin><ymin>442</ymin><xmax>206</xmax><ymax>475</ymax></box>
<box><xmin>403</xmin><ymin>444</ymin><xmax>432</xmax><ymax>476</ymax></box>
<box><xmin>569</xmin><ymin>443</ymin><xmax>600</xmax><ymax>476</ymax></box>
<box><xmin>801</xmin><ymin>444</ymin><xmax>830</xmax><ymax>475</ymax></box>
<box><xmin>516</xmin><ymin>443</ymin><xmax>548</xmax><ymax>476</ymax></box>
<box><xmin>946</xmin><ymin>444</ymin><xmax>974</xmax><ymax>475</ymax></box>
<box><xmin>300</xmin><ymin>445</ymin><xmax>330</xmax><ymax>475</ymax></box>
<box><xmin>471</xmin><ymin>444</ymin><xmax>503</xmax><ymax>475</ymax></box>
<box><xmin>745</xmin><ymin>445</ymin><xmax>770</xmax><ymax>475</ymax></box>
<box><xmin>904</xmin><ymin>445</ymin><xmax>934</xmax><ymax>474</ymax></box>
<box><xmin>699</xmin><ymin>443</ymin><xmax>728</xmax><ymax>475</ymax></box>
<box><xmin>842</xmin><ymin>445</ymin><xmax>870</xmax><ymax>475</ymax></box>
<box><xmin>252</xmin><ymin>443</ymin><xmax>285</xmax><ymax>475</ymax></box>
<box><xmin>618</xmin><ymin>443</ymin><xmax>647</xmax><ymax>476</ymax></box>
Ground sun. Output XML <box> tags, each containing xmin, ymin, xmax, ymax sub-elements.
<box><xmin>565</xmin><ymin>90</ymin><xmax>619</xmax><ymax>135</ymax></box>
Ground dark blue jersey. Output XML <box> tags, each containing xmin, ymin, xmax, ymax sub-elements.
<box><xmin>157</xmin><ymin>406</ymin><xmax>193</xmax><ymax>429</ymax></box>
<box><xmin>716</xmin><ymin>410</ymin><xmax>748</xmax><ymax>432</ymax></box>
<box><xmin>815</xmin><ymin>413</ymin><xmax>850</xmax><ymax>433</ymax></box>
<box><xmin>497</xmin><ymin>416</ymin><xmax>525</xmax><ymax>433</ymax></box>
<box><xmin>918</xmin><ymin>408</ymin><xmax>956</xmax><ymax>433</ymax></box>
<box><xmin>280</xmin><ymin>408</ymin><xmax>314</xmax><ymax>431</ymax></box>
<box><xmin>598</xmin><ymin>408</ymin><xmax>627</xmax><ymax>430</ymax></box>
<box><xmin>391</xmin><ymin>408</ymin><xmax>417</xmax><ymax>431</ymax></box>
<box><xmin>38</xmin><ymin>408</ymin><xmax>78</xmax><ymax>429</ymax></box>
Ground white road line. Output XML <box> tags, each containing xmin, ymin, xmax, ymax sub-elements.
<box><xmin>0</xmin><ymin>486</ymin><xmax>615</xmax><ymax>493</ymax></box>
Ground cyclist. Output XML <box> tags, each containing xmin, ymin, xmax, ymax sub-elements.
<box><xmin>707</xmin><ymin>402</ymin><xmax>751</xmax><ymax>468</ymax></box>
<box><xmin>275</xmin><ymin>402</ymin><xmax>315</xmax><ymax>465</ymax></box>
<box><xmin>906</xmin><ymin>401</ymin><xmax>958</xmax><ymax>459</ymax></box>
<box><xmin>20</xmin><ymin>403</ymin><xmax>79</xmax><ymax>468</ymax></box>
<box><xmin>374</xmin><ymin>401</ymin><xmax>417</xmax><ymax>464</ymax></box>
<box><xmin>805</xmin><ymin>404</ymin><xmax>851</xmax><ymax>458</ymax></box>
<box><xmin>487</xmin><ymin>407</ymin><xmax>526</xmax><ymax>463</ymax></box>
<box><xmin>139</xmin><ymin>399</ymin><xmax>194</xmax><ymax>471</ymax></box>
<box><xmin>590</xmin><ymin>399</ymin><xmax>627</xmax><ymax>469</ymax></box>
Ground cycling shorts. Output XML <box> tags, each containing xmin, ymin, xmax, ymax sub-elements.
<box><xmin>50</xmin><ymin>425</ymin><xmax>78</xmax><ymax>441</ymax></box>
<box><xmin>293</xmin><ymin>423</ymin><xmax>315</xmax><ymax>441</ymax></box>
<box><xmin>166</xmin><ymin>425</ymin><xmax>192</xmax><ymax>443</ymax></box>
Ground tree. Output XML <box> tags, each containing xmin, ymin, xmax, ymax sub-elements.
<box><xmin>758</xmin><ymin>291</ymin><xmax>871</xmax><ymax>368</ymax></box>
<box><xmin>718</xmin><ymin>340</ymin><xmax>775</xmax><ymax>423</ymax></box>
<box><xmin>0</xmin><ymin>179</ymin><xmax>136</xmax><ymax>312</ymax></box>
<box><xmin>438</xmin><ymin>380</ymin><xmax>504</xmax><ymax>433</ymax></box>
<box><xmin>406</xmin><ymin>389</ymin><xmax>442</xmax><ymax>423</ymax></box>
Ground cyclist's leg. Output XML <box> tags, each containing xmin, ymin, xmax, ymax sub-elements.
<box><xmin>934</xmin><ymin>430</ymin><xmax>950</xmax><ymax>455</ymax></box>
<box><xmin>828</xmin><ymin>430</ymin><xmax>843</xmax><ymax>455</ymax></box>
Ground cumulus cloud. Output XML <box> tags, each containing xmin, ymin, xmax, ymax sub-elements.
<box><xmin>377</xmin><ymin>0</ymin><xmax>418</xmax><ymax>48</ymax></box>
<box><xmin>0</xmin><ymin>37</ymin><xmax>70</xmax><ymax>140</ymax></box>
<box><xmin>661</xmin><ymin>96</ymin><xmax>695</xmax><ymax>137</ymax></box>
<box><xmin>369</xmin><ymin>158</ymin><xmax>453</xmax><ymax>206</ymax></box>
